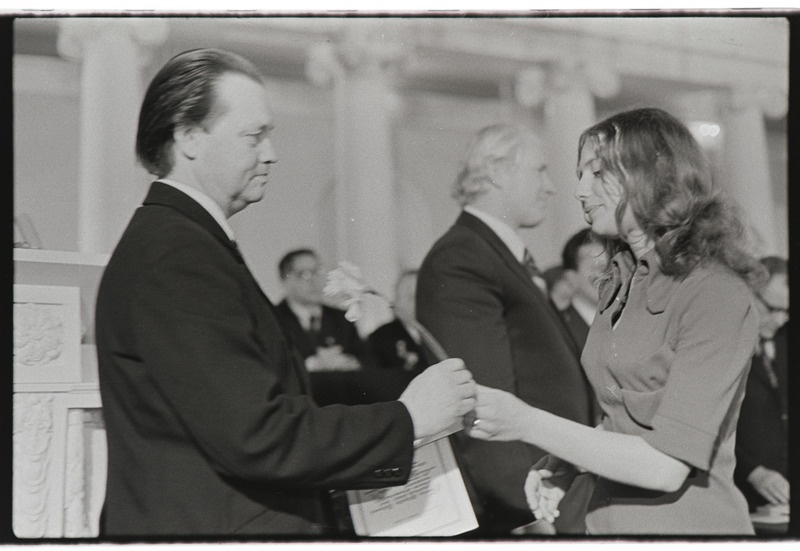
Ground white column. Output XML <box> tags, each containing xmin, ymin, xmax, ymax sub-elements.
<box><xmin>306</xmin><ymin>31</ymin><xmax>404</xmax><ymax>297</ymax></box>
<box><xmin>57</xmin><ymin>19</ymin><xmax>167</xmax><ymax>254</ymax></box>
<box><xmin>543</xmin><ymin>68</ymin><xmax>598</xmax><ymax>251</ymax></box>
<box><xmin>515</xmin><ymin>61</ymin><xmax>617</xmax><ymax>266</ymax></box>
<box><xmin>334</xmin><ymin>71</ymin><xmax>397</xmax><ymax>296</ymax></box>
<box><xmin>721</xmin><ymin>89</ymin><xmax>780</xmax><ymax>256</ymax></box>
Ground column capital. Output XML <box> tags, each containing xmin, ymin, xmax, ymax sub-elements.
<box><xmin>514</xmin><ymin>57</ymin><xmax>619</xmax><ymax>109</ymax></box>
<box><xmin>305</xmin><ymin>26</ymin><xmax>409</xmax><ymax>87</ymax></box>
<box><xmin>728</xmin><ymin>86</ymin><xmax>787</xmax><ymax>119</ymax></box>
<box><xmin>57</xmin><ymin>18</ymin><xmax>168</xmax><ymax>65</ymax></box>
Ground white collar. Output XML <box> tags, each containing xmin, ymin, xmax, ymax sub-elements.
<box><xmin>285</xmin><ymin>299</ymin><xmax>323</xmax><ymax>330</ymax></box>
<box><xmin>464</xmin><ymin>205</ymin><xmax>527</xmax><ymax>263</ymax></box>
<box><xmin>158</xmin><ymin>179</ymin><xmax>237</xmax><ymax>242</ymax></box>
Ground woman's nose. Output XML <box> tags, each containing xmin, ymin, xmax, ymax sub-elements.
<box><xmin>574</xmin><ymin>173</ymin><xmax>590</xmax><ymax>201</ymax></box>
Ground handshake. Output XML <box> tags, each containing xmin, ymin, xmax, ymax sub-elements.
<box><xmin>397</xmin><ymin>358</ymin><xmax>477</xmax><ymax>442</ymax></box>
<box><xmin>398</xmin><ymin>359</ymin><xmax>533</xmax><ymax>445</ymax></box>
<box><xmin>399</xmin><ymin>360</ymin><xmax>569</xmax><ymax>529</ymax></box>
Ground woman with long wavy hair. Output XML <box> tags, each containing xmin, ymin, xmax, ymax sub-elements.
<box><xmin>468</xmin><ymin>108</ymin><xmax>765</xmax><ymax>534</ymax></box>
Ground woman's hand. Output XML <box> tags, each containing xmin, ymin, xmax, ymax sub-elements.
<box><xmin>466</xmin><ymin>385</ymin><xmax>531</xmax><ymax>442</ymax></box>
<box><xmin>748</xmin><ymin>466</ymin><xmax>790</xmax><ymax>505</ymax></box>
<box><xmin>525</xmin><ymin>455</ymin><xmax>578</xmax><ymax>524</ymax></box>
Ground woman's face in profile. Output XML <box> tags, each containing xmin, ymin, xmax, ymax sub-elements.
<box><xmin>575</xmin><ymin>140</ymin><xmax>623</xmax><ymax>239</ymax></box>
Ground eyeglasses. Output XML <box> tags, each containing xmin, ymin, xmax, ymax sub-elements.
<box><xmin>287</xmin><ymin>268</ymin><xmax>323</xmax><ymax>281</ymax></box>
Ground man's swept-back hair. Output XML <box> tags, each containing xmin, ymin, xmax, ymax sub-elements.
<box><xmin>451</xmin><ymin>123</ymin><xmax>535</xmax><ymax>207</ymax></box>
<box><xmin>578</xmin><ymin>107</ymin><xmax>764</xmax><ymax>287</ymax></box>
<box><xmin>136</xmin><ymin>48</ymin><xmax>264</xmax><ymax>177</ymax></box>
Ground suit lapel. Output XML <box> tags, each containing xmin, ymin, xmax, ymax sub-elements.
<box><xmin>456</xmin><ymin>211</ymin><xmax>584</xmax><ymax>358</ymax></box>
<box><xmin>143</xmin><ymin>182</ymin><xmax>242</xmax><ymax>260</ymax></box>
<box><xmin>456</xmin><ymin>211</ymin><xmax>545</xmax><ymax>298</ymax></box>
<box><xmin>142</xmin><ymin>182</ymin><xmax>311</xmax><ymax>394</ymax></box>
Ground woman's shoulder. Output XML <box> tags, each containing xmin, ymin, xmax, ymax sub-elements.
<box><xmin>678</xmin><ymin>260</ymin><xmax>755</xmax><ymax>310</ymax></box>
<box><xmin>684</xmin><ymin>259</ymin><xmax>751</xmax><ymax>290</ymax></box>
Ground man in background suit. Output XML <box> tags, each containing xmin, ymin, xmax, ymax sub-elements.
<box><xmin>417</xmin><ymin>123</ymin><xmax>595</xmax><ymax>535</ymax></box>
<box><xmin>95</xmin><ymin>48</ymin><xmax>476</xmax><ymax>538</ymax></box>
<box><xmin>275</xmin><ymin>248</ymin><xmax>369</xmax><ymax>371</ymax></box>
<box><xmin>368</xmin><ymin>270</ymin><xmax>432</xmax><ymax>374</ymax></box>
<box><xmin>553</xmin><ymin>228</ymin><xmax>609</xmax><ymax>352</ymax></box>
<box><xmin>734</xmin><ymin>256</ymin><xmax>789</xmax><ymax>517</ymax></box>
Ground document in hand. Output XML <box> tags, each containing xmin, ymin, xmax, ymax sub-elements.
<box><xmin>346</xmin><ymin>436</ymin><xmax>477</xmax><ymax>537</ymax></box>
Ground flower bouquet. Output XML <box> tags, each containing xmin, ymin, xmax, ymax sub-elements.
<box><xmin>324</xmin><ymin>261</ymin><xmax>449</xmax><ymax>362</ymax></box>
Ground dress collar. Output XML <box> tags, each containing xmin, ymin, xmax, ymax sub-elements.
<box><xmin>597</xmin><ymin>247</ymin><xmax>684</xmax><ymax>315</ymax></box>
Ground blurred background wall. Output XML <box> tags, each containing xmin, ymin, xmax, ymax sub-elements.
<box><xmin>13</xmin><ymin>15</ymin><xmax>789</xmax><ymax>303</ymax></box>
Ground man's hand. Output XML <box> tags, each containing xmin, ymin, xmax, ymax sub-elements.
<box><xmin>748</xmin><ymin>465</ymin><xmax>790</xmax><ymax>505</ymax></box>
<box><xmin>399</xmin><ymin>358</ymin><xmax>476</xmax><ymax>441</ymax></box>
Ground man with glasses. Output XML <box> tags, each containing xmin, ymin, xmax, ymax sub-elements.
<box><xmin>734</xmin><ymin>255</ymin><xmax>789</xmax><ymax>526</ymax></box>
<box><xmin>275</xmin><ymin>248</ymin><xmax>368</xmax><ymax>371</ymax></box>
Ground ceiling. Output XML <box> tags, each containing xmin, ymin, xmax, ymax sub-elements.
<box><xmin>13</xmin><ymin>15</ymin><xmax>790</xmax><ymax>130</ymax></box>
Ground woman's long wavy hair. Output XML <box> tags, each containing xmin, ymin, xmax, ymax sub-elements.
<box><xmin>578</xmin><ymin>108</ymin><xmax>765</xmax><ymax>288</ymax></box>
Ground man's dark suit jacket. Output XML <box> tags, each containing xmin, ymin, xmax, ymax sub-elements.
<box><xmin>417</xmin><ymin>211</ymin><xmax>595</xmax><ymax>534</ymax></box>
<box><xmin>95</xmin><ymin>182</ymin><xmax>414</xmax><ymax>537</ymax></box>
<box><xmin>559</xmin><ymin>304</ymin><xmax>591</xmax><ymax>351</ymax></box>
<box><xmin>274</xmin><ymin>300</ymin><xmax>367</xmax><ymax>363</ymax></box>
<box><xmin>734</xmin><ymin>323</ymin><xmax>788</xmax><ymax>511</ymax></box>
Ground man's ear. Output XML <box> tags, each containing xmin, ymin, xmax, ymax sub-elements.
<box><xmin>485</xmin><ymin>160</ymin><xmax>506</xmax><ymax>190</ymax></box>
<box><xmin>173</xmin><ymin>125</ymin><xmax>202</xmax><ymax>161</ymax></box>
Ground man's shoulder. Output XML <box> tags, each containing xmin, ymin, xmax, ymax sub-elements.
<box><xmin>122</xmin><ymin>202</ymin><xmax>217</xmax><ymax>249</ymax></box>
<box><xmin>423</xmin><ymin>218</ymin><xmax>495</xmax><ymax>264</ymax></box>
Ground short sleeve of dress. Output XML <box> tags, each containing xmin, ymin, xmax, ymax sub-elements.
<box><xmin>641</xmin><ymin>269</ymin><xmax>758</xmax><ymax>472</ymax></box>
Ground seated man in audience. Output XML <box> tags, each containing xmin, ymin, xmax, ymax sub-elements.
<box><xmin>275</xmin><ymin>248</ymin><xmax>369</xmax><ymax>371</ymax></box>
<box><xmin>368</xmin><ymin>270</ymin><xmax>433</xmax><ymax>374</ymax></box>
<box><xmin>734</xmin><ymin>256</ymin><xmax>789</xmax><ymax>521</ymax></box>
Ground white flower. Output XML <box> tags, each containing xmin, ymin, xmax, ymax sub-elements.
<box><xmin>324</xmin><ymin>261</ymin><xmax>449</xmax><ymax>362</ymax></box>
<box><xmin>323</xmin><ymin>261</ymin><xmax>377</xmax><ymax>322</ymax></box>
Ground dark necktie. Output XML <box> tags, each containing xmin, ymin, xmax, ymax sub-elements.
<box><xmin>308</xmin><ymin>313</ymin><xmax>321</xmax><ymax>334</ymax></box>
<box><xmin>522</xmin><ymin>249</ymin><xmax>547</xmax><ymax>292</ymax></box>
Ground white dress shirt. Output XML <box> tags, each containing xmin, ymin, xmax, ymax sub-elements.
<box><xmin>464</xmin><ymin>205</ymin><xmax>547</xmax><ymax>291</ymax></box>
<box><xmin>285</xmin><ymin>299</ymin><xmax>323</xmax><ymax>332</ymax></box>
<box><xmin>463</xmin><ymin>205</ymin><xmax>526</xmax><ymax>263</ymax></box>
<box><xmin>158</xmin><ymin>179</ymin><xmax>237</xmax><ymax>242</ymax></box>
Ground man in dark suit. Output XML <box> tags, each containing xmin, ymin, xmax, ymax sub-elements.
<box><xmin>95</xmin><ymin>48</ymin><xmax>476</xmax><ymax>538</ymax></box>
<box><xmin>734</xmin><ymin>256</ymin><xmax>789</xmax><ymax>515</ymax></box>
<box><xmin>417</xmin><ymin>124</ymin><xmax>595</xmax><ymax>535</ymax></box>
<box><xmin>368</xmin><ymin>270</ymin><xmax>432</xmax><ymax>374</ymax></box>
<box><xmin>274</xmin><ymin>248</ymin><xmax>368</xmax><ymax>370</ymax></box>
<box><xmin>553</xmin><ymin>228</ymin><xmax>609</xmax><ymax>353</ymax></box>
